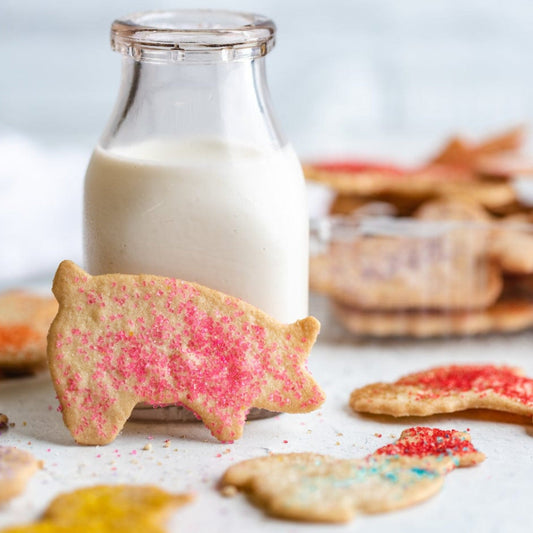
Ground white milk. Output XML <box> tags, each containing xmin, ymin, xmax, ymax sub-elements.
<box><xmin>83</xmin><ymin>138</ymin><xmax>308</xmax><ymax>323</ymax></box>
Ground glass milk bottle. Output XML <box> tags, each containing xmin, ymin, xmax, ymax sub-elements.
<box><xmin>84</xmin><ymin>10</ymin><xmax>308</xmax><ymax>324</ymax></box>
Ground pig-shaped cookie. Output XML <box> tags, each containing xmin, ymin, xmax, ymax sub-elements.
<box><xmin>48</xmin><ymin>261</ymin><xmax>325</xmax><ymax>444</ymax></box>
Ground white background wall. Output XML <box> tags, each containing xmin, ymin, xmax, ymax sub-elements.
<box><xmin>2</xmin><ymin>0</ymin><xmax>533</xmax><ymax>284</ymax></box>
<box><xmin>3</xmin><ymin>0</ymin><xmax>533</xmax><ymax>151</ymax></box>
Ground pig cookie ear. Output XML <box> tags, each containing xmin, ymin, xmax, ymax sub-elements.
<box><xmin>52</xmin><ymin>261</ymin><xmax>91</xmax><ymax>302</ymax></box>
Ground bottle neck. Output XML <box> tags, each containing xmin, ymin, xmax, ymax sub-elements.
<box><xmin>101</xmin><ymin>57</ymin><xmax>285</xmax><ymax>150</ymax></box>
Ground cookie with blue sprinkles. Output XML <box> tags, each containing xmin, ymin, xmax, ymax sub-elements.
<box><xmin>220</xmin><ymin>427</ymin><xmax>484</xmax><ymax>523</ymax></box>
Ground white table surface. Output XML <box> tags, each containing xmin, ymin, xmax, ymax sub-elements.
<box><xmin>0</xmin><ymin>295</ymin><xmax>532</xmax><ymax>532</ymax></box>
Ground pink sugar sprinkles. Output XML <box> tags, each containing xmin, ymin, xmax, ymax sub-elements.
<box><xmin>398</xmin><ymin>365</ymin><xmax>533</xmax><ymax>405</ymax></box>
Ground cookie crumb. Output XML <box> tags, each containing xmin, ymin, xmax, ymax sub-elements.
<box><xmin>374</xmin><ymin>433</ymin><xmax>382</xmax><ymax>438</ymax></box>
<box><xmin>220</xmin><ymin>485</ymin><xmax>238</xmax><ymax>498</ymax></box>
<box><xmin>163</xmin><ymin>440</ymin><xmax>171</xmax><ymax>448</ymax></box>
<box><xmin>0</xmin><ymin>414</ymin><xmax>8</xmax><ymax>431</ymax></box>
<box><xmin>142</xmin><ymin>443</ymin><xmax>152</xmax><ymax>451</ymax></box>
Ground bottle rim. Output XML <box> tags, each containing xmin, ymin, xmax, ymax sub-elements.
<box><xmin>111</xmin><ymin>9</ymin><xmax>276</xmax><ymax>63</ymax></box>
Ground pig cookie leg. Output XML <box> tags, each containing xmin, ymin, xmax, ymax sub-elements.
<box><xmin>62</xmin><ymin>394</ymin><xmax>139</xmax><ymax>446</ymax></box>
<box><xmin>183</xmin><ymin>403</ymin><xmax>249</xmax><ymax>442</ymax></box>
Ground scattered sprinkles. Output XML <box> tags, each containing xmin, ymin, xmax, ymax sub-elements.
<box><xmin>398</xmin><ymin>365</ymin><xmax>533</xmax><ymax>405</ymax></box>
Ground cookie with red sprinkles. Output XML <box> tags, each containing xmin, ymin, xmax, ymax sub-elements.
<box><xmin>0</xmin><ymin>446</ymin><xmax>42</xmax><ymax>503</ymax></box>
<box><xmin>48</xmin><ymin>261</ymin><xmax>325</xmax><ymax>445</ymax></box>
<box><xmin>350</xmin><ymin>364</ymin><xmax>533</xmax><ymax>419</ymax></box>
<box><xmin>220</xmin><ymin>426</ymin><xmax>484</xmax><ymax>523</ymax></box>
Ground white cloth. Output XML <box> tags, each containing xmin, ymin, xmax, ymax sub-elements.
<box><xmin>0</xmin><ymin>133</ymin><xmax>88</xmax><ymax>287</ymax></box>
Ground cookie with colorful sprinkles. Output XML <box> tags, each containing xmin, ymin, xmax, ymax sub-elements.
<box><xmin>1</xmin><ymin>484</ymin><xmax>193</xmax><ymax>533</ymax></box>
<box><xmin>0</xmin><ymin>446</ymin><xmax>42</xmax><ymax>503</ymax></box>
<box><xmin>220</xmin><ymin>427</ymin><xmax>484</xmax><ymax>523</ymax></box>
<box><xmin>350</xmin><ymin>364</ymin><xmax>533</xmax><ymax>419</ymax></box>
<box><xmin>47</xmin><ymin>261</ymin><xmax>325</xmax><ymax>445</ymax></box>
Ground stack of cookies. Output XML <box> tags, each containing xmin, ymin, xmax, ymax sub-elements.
<box><xmin>307</xmin><ymin>127</ymin><xmax>533</xmax><ymax>337</ymax></box>
<box><xmin>305</xmin><ymin>126</ymin><xmax>533</xmax><ymax>218</ymax></box>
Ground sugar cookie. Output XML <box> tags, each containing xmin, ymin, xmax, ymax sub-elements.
<box><xmin>430</xmin><ymin>126</ymin><xmax>525</xmax><ymax>173</ymax></box>
<box><xmin>0</xmin><ymin>446</ymin><xmax>42</xmax><ymax>503</ymax></box>
<box><xmin>1</xmin><ymin>485</ymin><xmax>192</xmax><ymax>533</ymax></box>
<box><xmin>48</xmin><ymin>261</ymin><xmax>325</xmax><ymax>444</ymax></box>
<box><xmin>333</xmin><ymin>299</ymin><xmax>533</xmax><ymax>338</ymax></box>
<box><xmin>0</xmin><ymin>291</ymin><xmax>57</xmax><ymax>371</ymax></box>
<box><xmin>221</xmin><ymin>427</ymin><xmax>484</xmax><ymax>523</ymax></box>
<box><xmin>310</xmin><ymin>235</ymin><xmax>502</xmax><ymax>310</ymax></box>
<box><xmin>350</xmin><ymin>364</ymin><xmax>533</xmax><ymax>418</ymax></box>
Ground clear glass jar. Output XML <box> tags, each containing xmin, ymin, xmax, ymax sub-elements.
<box><xmin>84</xmin><ymin>10</ymin><xmax>308</xmax><ymax>324</ymax></box>
<box><xmin>83</xmin><ymin>10</ymin><xmax>309</xmax><ymax>420</ymax></box>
